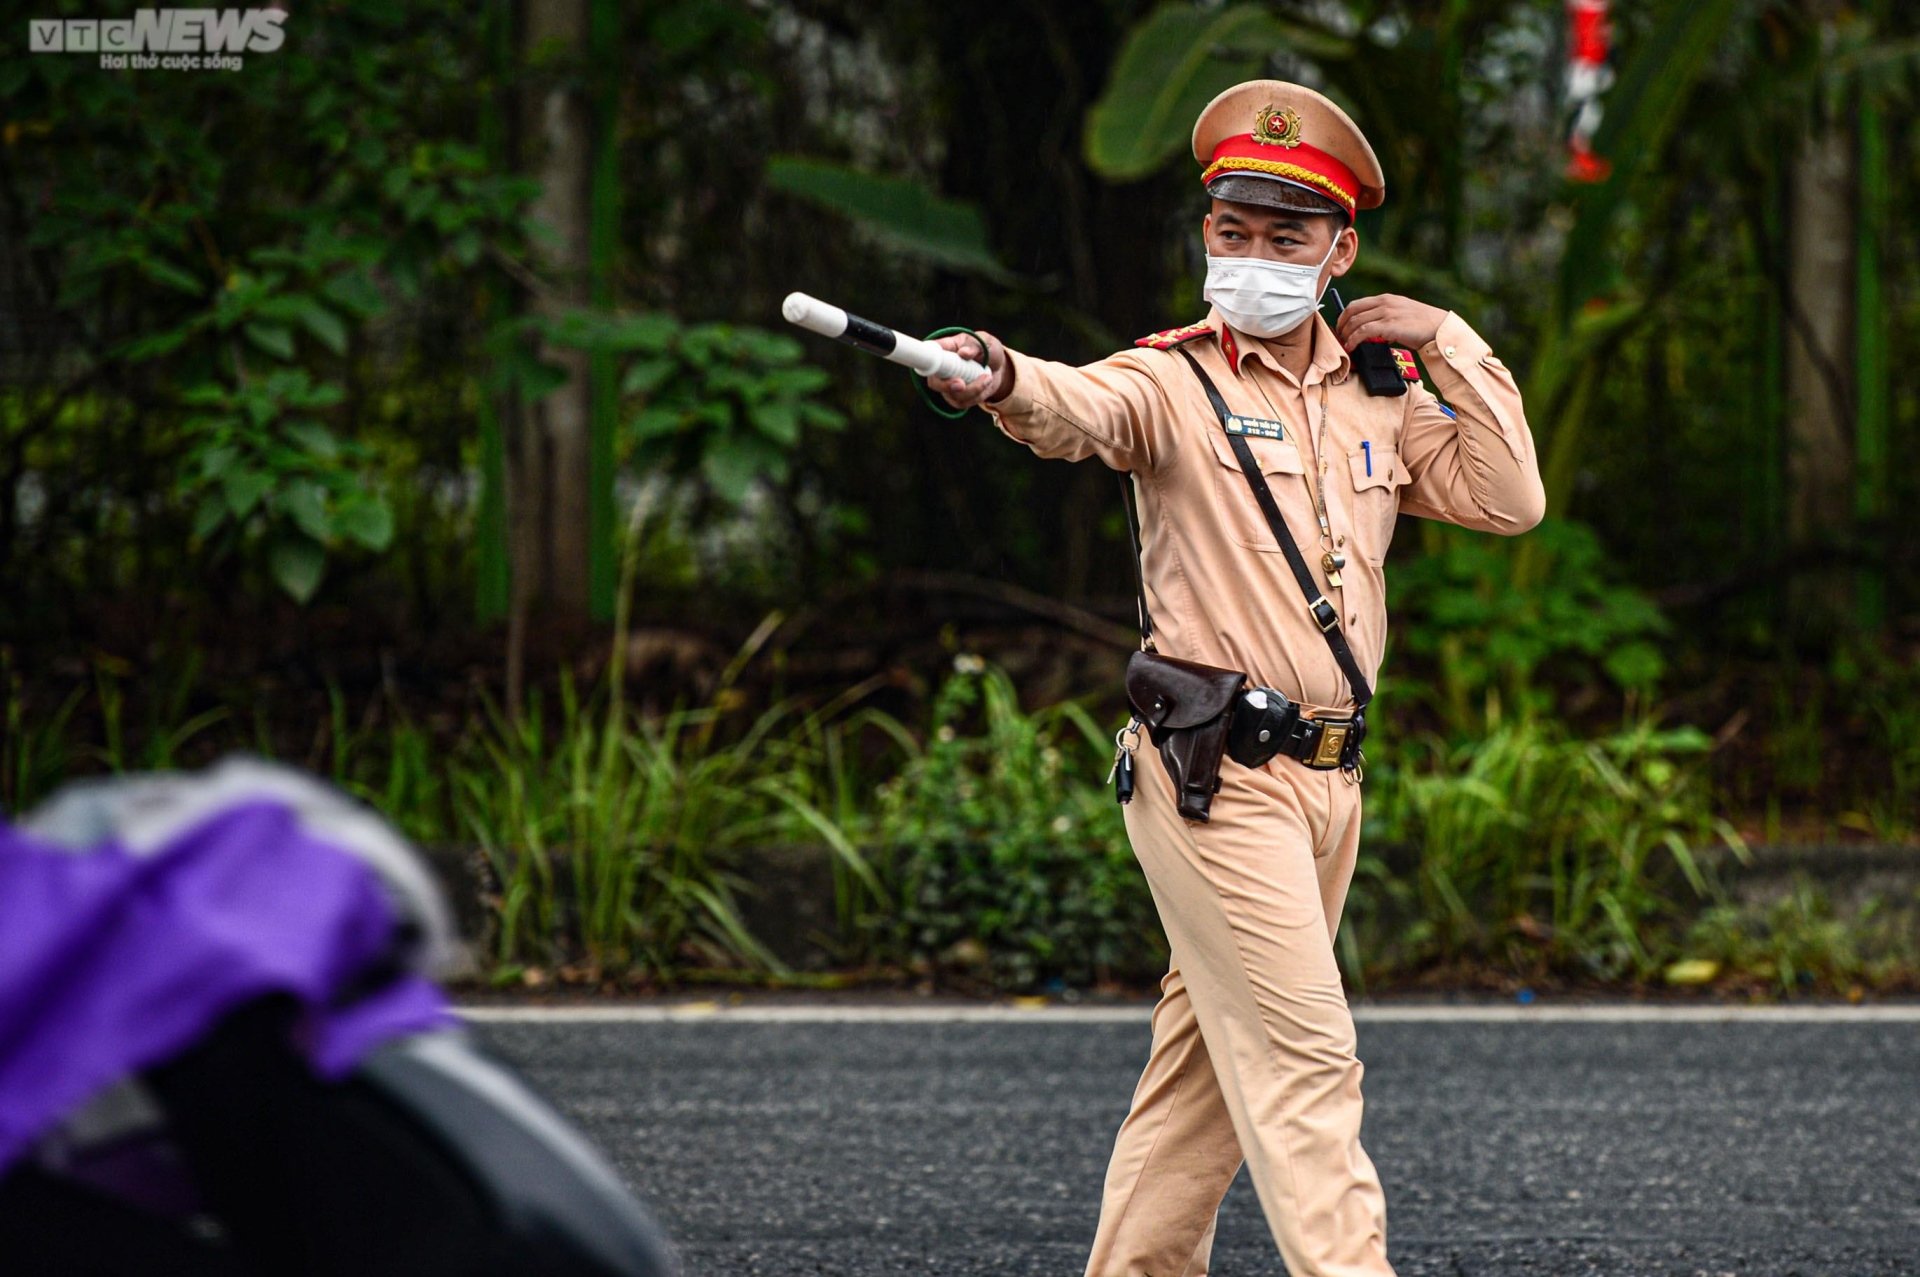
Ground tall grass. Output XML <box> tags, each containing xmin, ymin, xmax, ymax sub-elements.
<box><xmin>457</xmin><ymin>676</ymin><xmax>786</xmax><ymax>975</ymax></box>
<box><xmin>95</xmin><ymin>655</ymin><xmax>228</xmax><ymax>774</ymax></box>
<box><xmin>11</xmin><ymin>633</ymin><xmax>1910</xmax><ymax>994</ymax></box>
<box><xmin>449</xmin><ymin>508</ymin><xmax>897</xmax><ymax>979</ymax></box>
<box><xmin>866</xmin><ymin>659</ymin><xmax>1163</xmax><ymax>989</ymax></box>
<box><xmin>1355</xmin><ymin>715</ymin><xmax>1749</xmax><ymax>982</ymax></box>
<box><xmin>2</xmin><ymin>649</ymin><xmax>83</xmax><ymax>814</ymax></box>
<box><xmin>2</xmin><ymin>649</ymin><xmax>225</xmax><ymax>814</ymax></box>
<box><xmin>1867</xmin><ymin>669</ymin><xmax>1920</xmax><ymax>841</ymax></box>
<box><xmin>1685</xmin><ymin>876</ymin><xmax>1920</xmax><ymax>994</ymax></box>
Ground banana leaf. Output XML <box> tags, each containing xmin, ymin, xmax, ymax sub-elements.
<box><xmin>764</xmin><ymin>156</ymin><xmax>1013</xmax><ymax>282</ymax></box>
<box><xmin>1083</xmin><ymin>2</ymin><xmax>1349</xmax><ymax>182</ymax></box>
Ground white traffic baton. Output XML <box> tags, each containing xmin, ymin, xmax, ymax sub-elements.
<box><xmin>781</xmin><ymin>291</ymin><xmax>990</xmax><ymax>385</ymax></box>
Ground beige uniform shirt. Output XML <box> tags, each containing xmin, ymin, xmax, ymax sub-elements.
<box><xmin>981</xmin><ymin>307</ymin><xmax>1544</xmax><ymax>711</ymax></box>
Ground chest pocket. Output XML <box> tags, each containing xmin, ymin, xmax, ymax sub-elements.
<box><xmin>1347</xmin><ymin>445</ymin><xmax>1409</xmax><ymax>565</ymax></box>
<box><xmin>1204</xmin><ymin>427</ymin><xmax>1307</xmax><ymax>553</ymax></box>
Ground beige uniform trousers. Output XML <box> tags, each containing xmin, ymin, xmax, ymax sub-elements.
<box><xmin>1083</xmin><ymin>747</ymin><xmax>1388</xmax><ymax>1277</ymax></box>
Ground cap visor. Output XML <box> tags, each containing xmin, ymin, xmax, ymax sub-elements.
<box><xmin>1206</xmin><ymin>173</ymin><xmax>1347</xmax><ymax>218</ymax></box>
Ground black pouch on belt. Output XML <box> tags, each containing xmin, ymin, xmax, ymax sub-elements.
<box><xmin>1225</xmin><ymin>686</ymin><xmax>1301</xmax><ymax>770</ymax></box>
<box><xmin>1124</xmin><ymin>650</ymin><xmax>1245</xmax><ymax>823</ymax></box>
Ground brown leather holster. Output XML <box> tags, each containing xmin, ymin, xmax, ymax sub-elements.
<box><xmin>1124</xmin><ymin>650</ymin><xmax>1247</xmax><ymax>822</ymax></box>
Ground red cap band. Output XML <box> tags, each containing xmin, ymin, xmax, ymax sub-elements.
<box><xmin>1201</xmin><ymin>135</ymin><xmax>1359</xmax><ymax>215</ymax></box>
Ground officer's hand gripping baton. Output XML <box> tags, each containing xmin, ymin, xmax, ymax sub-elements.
<box><xmin>781</xmin><ymin>292</ymin><xmax>989</xmax><ymax>384</ymax></box>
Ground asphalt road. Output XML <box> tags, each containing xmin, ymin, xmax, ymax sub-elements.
<box><xmin>470</xmin><ymin>1007</ymin><xmax>1920</xmax><ymax>1277</ymax></box>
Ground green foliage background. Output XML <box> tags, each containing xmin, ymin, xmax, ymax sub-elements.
<box><xmin>2</xmin><ymin>0</ymin><xmax>1917</xmax><ymax>991</ymax></box>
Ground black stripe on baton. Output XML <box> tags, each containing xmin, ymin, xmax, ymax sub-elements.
<box><xmin>834</xmin><ymin>312</ymin><xmax>897</xmax><ymax>359</ymax></box>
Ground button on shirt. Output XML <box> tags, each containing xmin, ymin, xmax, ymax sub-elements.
<box><xmin>980</xmin><ymin>308</ymin><xmax>1545</xmax><ymax>710</ymax></box>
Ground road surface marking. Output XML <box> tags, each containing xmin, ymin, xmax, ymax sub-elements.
<box><xmin>459</xmin><ymin>1002</ymin><xmax>1920</xmax><ymax>1025</ymax></box>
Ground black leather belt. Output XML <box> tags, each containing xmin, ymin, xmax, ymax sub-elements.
<box><xmin>1277</xmin><ymin>713</ymin><xmax>1360</xmax><ymax>770</ymax></box>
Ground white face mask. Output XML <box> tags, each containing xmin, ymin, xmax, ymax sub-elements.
<box><xmin>1202</xmin><ymin>233</ymin><xmax>1342</xmax><ymax>338</ymax></box>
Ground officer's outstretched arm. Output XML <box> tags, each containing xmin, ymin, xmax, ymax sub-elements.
<box><xmin>1393</xmin><ymin>314</ymin><xmax>1546</xmax><ymax>535</ymax></box>
<box><xmin>928</xmin><ymin>333</ymin><xmax>1176</xmax><ymax>475</ymax></box>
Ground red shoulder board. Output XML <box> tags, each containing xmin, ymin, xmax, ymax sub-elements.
<box><xmin>1390</xmin><ymin>346</ymin><xmax>1420</xmax><ymax>381</ymax></box>
<box><xmin>1133</xmin><ymin>322</ymin><xmax>1214</xmax><ymax>351</ymax></box>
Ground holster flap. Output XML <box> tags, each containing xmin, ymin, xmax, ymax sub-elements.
<box><xmin>1125</xmin><ymin>651</ymin><xmax>1245</xmax><ymax>730</ymax></box>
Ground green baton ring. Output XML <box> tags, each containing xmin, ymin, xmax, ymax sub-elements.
<box><xmin>915</xmin><ymin>326</ymin><xmax>986</xmax><ymax>420</ymax></box>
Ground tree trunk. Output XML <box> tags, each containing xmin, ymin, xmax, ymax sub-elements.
<box><xmin>1782</xmin><ymin>92</ymin><xmax>1855</xmax><ymax>630</ymax></box>
<box><xmin>508</xmin><ymin>0</ymin><xmax>594</xmax><ymax>686</ymax></box>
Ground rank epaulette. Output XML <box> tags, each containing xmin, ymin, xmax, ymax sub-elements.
<box><xmin>1133</xmin><ymin>322</ymin><xmax>1214</xmax><ymax>350</ymax></box>
<box><xmin>1390</xmin><ymin>346</ymin><xmax>1420</xmax><ymax>382</ymax></box>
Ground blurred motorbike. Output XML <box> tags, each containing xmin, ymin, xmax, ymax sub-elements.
<box><xmin>0</xmin><ymin>757</ymin><xmax>678</xmax><ymax>1277</ymax></box>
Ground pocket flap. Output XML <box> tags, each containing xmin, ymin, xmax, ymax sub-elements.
<box><xmin>1207</xmin><ymin>427</ymin><xmax>1306</xmax><ymax>478</ymax></box>
<box><xmin>1125</xmin><ymin>650</ymin><xmax>1246</xmax><ymax>731</ymax></box>
<box><xmin>1348</xmin><ymin>446</ymin><xmax>1406</xmax><ymax>492</ymax></box>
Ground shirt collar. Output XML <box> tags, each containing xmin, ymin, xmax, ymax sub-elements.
<box><xmin>1205</xmin><ymin>306</ymin><xmax>1351</xmax><ymax>386</ymax></box>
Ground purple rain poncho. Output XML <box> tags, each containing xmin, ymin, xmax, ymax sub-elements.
<box><xmin>0</xmin><ymin>795</ymin><xmax>454</xmax><ymax>1173</ymax></box>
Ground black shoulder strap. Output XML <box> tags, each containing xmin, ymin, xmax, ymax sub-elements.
<box><xmin>1116</xmin><ymin>472</ymin><xmax>1153</xmax><ymax>649</ymax></box>
<box><xmin>1174</xmin><ymin>347</ymin><xmax>1373</xmax><ymax>710</ymax></box>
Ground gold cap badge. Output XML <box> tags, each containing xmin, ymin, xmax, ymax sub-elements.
<box><xmin>1251</xmin><ymin>104</ymin><xmax>1303</xmax><ymax>148</ymax></box>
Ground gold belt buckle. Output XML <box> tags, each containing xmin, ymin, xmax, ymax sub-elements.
<box><xmin>1311</xmin><ymin>721</ymin><xmax>1350</xmax><ymax>768</ymax></box>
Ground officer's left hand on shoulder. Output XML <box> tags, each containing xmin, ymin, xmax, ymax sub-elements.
<box><xmin>1334</xmin><ymin>295</ymin><xmax>1448</xmax><ymax>352</ymax></box>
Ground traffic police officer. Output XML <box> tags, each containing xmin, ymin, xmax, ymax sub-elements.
<box><xmin>930</xmin><ymin>80</ymin><xmax>1544</xmax><ymax>1277</ymax></box>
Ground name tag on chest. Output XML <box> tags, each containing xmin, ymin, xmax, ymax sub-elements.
<box><xmin>1223</xmin><ymin>414</ymin><xmax>1288</xmax><ymax>441</ymax></box>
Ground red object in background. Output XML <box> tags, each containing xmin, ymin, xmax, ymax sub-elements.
<box><xmin>1568</xmin><ymin>0</ymin><xmax>1609</xmax><ymax>62</ymax></box>
<box><xmin>1567</xmin><ymin>138</ymin><xmax>1613</xmax><ymax>183</ymax></box>
<box><xmin>1565</xmin><ymin>0</ymin><xmax>1613</xmax><ymax>183</ymax></box>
